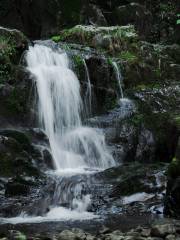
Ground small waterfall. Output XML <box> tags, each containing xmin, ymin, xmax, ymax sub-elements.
<box><xmin>112</xmin><ymin>60</ymin><xmax>135</xmax><ymax>117</ymax></box>
<box><xmin>83</xmin><ymin>59</ymin><xmax>92</xmax><ymax>115</ymax></box>
<box><xmin>112</xmin><ymin>61</ymin><xmax>124</xmax><ymax>99</ymax></box>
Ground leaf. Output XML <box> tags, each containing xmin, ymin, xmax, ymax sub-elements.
<box><xmin>177</xmin><ymin>19</ymin><xmax>180</xmax><ymax>25</ymax></box>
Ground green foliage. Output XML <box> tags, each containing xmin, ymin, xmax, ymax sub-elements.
<box><xmin>72</xmin><ymin>54</ymin><xmax>85</xmax><ymax>80</ymax></box>
<box><xmin>119</xmin><ymin>51</ymin><xmax>138</xmax><ymax>63</ymax></box>
<box><xmin>134</xmin><ymin>83</ymin><xmax>161</xmax><ymax>91</ymax></box>
<box><xmin>73</xmin><ymin>55</ymin><xmax>84</xmax><ymax>68</ymax></box>
<box><xmin>51</xmin><ymin>35</ymin><xmax>61</xmax><ymax>42</ymax></box>
<box><xmin>0</xmin><ymin>36</ymin><xmax>16</xmax><ymax>57</ymax></box>
<box><xmin>107</xmin><ymin>57</ymin><xmax>113</xmax><ymax>65</ymax></box>
<box><xmin>14</xmin><ymin>232</ymin><xmax>27</xmax><ymax>240</ymax></box>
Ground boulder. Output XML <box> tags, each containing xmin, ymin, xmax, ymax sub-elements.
<box><xmin>151</xmin><ymin>224</ymin><xmax>176</xmax><ymax>238</ymax></box>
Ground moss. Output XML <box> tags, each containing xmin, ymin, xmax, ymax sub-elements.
<box><xmin>134</xmin><ymin>83</ymin><xmax>161</xmax><ymax>91</ymax></box>
<box><xmin>71</xmin><ymin>54</ymin><xmax>85</xmax><ymax>80</ymax></box>
<box><xmin>73</xmin><ymin>55</ymin><xmax>84</xmax><ymax>68</ymax></box>
<box><xmin>59</xmin><ymin>25</ymin><xmax>137</xmax><ymax>52</ymax></box>
<box><xmin>0</xmin><ymin>35</ymin><xmax>16</xmax><ymax>83</ymax></box>
<box><xmin>51</xmin><ymin>35</ymin><xmax>61</xmax><ymax>42</ymax></box>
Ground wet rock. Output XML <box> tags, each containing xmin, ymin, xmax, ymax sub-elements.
<box><xmin>104</xmin><ymin>230</ymin><xmax>124</xmax><ymax>240</ymax></box>
<box><xmin>58</xmin><ymin>229</ymin><xmax>94</xmax><ymax>240</ymax></box>
<box><xmin>92</xmin><ymin>162</ymin><xmax>167</xmax><ymax>215</ymax></box>
<box><xmin>165</xmin><ymin>235</ymin><xmax>176</xmax><ymax>240</ymax></box>
<box><xmin>43</xmin><ymin>149</ymin><xmax>54</xmax><ymax>170</ymax></box>
<box><xmin>140</xmin><ymin>228</ymin><xmax>151</xmax><ymax>237</ymax></box>
<box><xmin>151</xmin><ymin>224</ymin><xmax>176</xmax><ymax>238</ymax></box>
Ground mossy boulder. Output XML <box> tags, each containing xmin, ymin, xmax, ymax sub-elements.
<box><xmin>0</xmin><ymin>28</ymin><xmax>34</xmax><ymax>126</ymax></box>
<box><xmin>0</xmin><ymin>27</ymin><xmax>28</xmax><ymax>84</ymax></box>
<box><xmin>53</xmin><ymin>25</ymin><xmax>138</xmax><ymax>53</ymax></box>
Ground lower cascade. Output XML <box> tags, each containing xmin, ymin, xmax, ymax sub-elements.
<box><xmin>9</xmin><ymin>43</ymin><xmax>115</xmax><ymax>221</ymax></box>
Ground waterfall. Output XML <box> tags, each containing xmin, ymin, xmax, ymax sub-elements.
<box><xmin>111</xmin><ymin>60</ymin><xmax>135</xmax><ymax>118</ymax></box>
<box><xmin>83</xmin><ymin>59</ymin><xmax>92</xmax><ymax>115</ymax></box>
<box><xmin>0</xmin><ymin>43</ymin><xmax>116</xmax><ymax>222</ymax></box>
<box><xmin>26</xmin><ymin>44</ymin><xmax>114</xmax><ymax>171</ymax></box>
<box><xmin>112</xmin><ymin>61</ymin><xmax>124</xmax><ymax>99</ymax></box>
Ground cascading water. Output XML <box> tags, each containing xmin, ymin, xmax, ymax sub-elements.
<box><xmin>9</xmin><ymin>43</ymin><xmax>115</xmax><ymax>221</ymax></box>
<box><xmin>26</xmin><ymin>44</ymin><xmax>114</xmax><ymax>171</ymax></box>
<box><xmin>83</xmin><ymin>59</ymin><xmax>92</xmax><ymax>116</ymax></box>
<box><xmin>112</xmin><ymin>61</ymin><xmax>124</xmax><ymax>99</ymax></box>
<box><xmin>112</xmin><ymin>61</ymin><xmax>135</xmax><ymax>117</ymax></box>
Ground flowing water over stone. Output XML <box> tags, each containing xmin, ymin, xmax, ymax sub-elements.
<box><xmin>112</xmin><ymin>61</ymin><xmax>124</xmax><ymax>99</ymax></box>
<box><xmin>5</xmin><ymin>43</ymin><xmax>114</xmax><ymax>222</ymax></box>
<box><xmin>83</xmin><ymin>59</ymin><xmax>92</xmax><ymax>116</ymax></box>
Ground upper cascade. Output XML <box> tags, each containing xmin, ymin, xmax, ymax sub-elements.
<box><xmin>26</xmin><ymin>44</ymin><xmax>115</xmax><ymax>171</ymax></box>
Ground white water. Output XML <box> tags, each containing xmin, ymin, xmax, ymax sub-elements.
<box><xmin>26</xmin><ymin>44</ymin><xmax>114</xmax><ymax>171</ymax></box>
<box><xmin>112</xmin><ymin>61</ymin><xmax>124</xmax><ymax>99</ymax></box>
<box><xmin>83</xmin><ymin>59</ymin><xmax>92</xmax><ymax>115</ymax></box>
<box><xmin>9</xmin><ymin>43</ymin><xmax>115</xmax><ymax>222</ymax></box>
<box><xmin>0</xmin><ymin>207</ymin><xmax>97</xmax><ymax>224</ymax></box>
<box><xmin>111</xmin><ymin>61</ymin><xmax>135</xmax><ymax>118</ymax></box>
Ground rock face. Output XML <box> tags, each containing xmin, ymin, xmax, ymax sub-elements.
<box><xmin>0</xmin><ymin>27</ymin><xmax>34</xmax><ymax>127</ymax></box>
<box><xmin>0</xmin><ymin>0</ymin><xmax>179</xmax><ymax>43</ymax></box>
<box><xmin>54</xmin><ymin>24</ymin><xmax>180</xmax><ymax>165</ymax></box>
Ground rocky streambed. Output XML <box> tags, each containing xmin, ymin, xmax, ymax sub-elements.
<box><xmin>1</xmin><ymin>220</ymin><xmax>180</xmax><ymax>239</ymax></box>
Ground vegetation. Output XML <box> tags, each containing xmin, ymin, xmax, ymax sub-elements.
<box><xmin>119</xmin><ymin>51</ymin><xmax>138</xmax><ymax>63</ymax></box>
<box><xmin>51</xmin><ymin>35</ymin><xmax>61</xmax><ymax>42</ymax></box>
<box><xmin>0</xmin><ymin>36</ymin><xmax>16</xmax><ymax>83</ymax></box>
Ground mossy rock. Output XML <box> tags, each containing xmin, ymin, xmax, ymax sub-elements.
<box><xmin>0</xmin><ymin>28</ymin><xmax>28</xmax><ymax>84</ymax></box>
<box><xmin>52</xmin><ymin>25</ymin><xmax>137</xmax><ymax>53</ymax></box>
